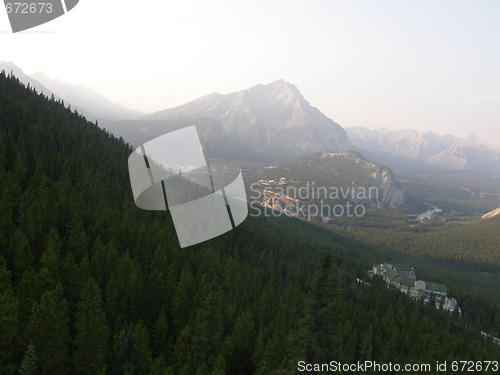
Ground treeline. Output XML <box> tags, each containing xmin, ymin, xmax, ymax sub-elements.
<box><xmin>0</xmin><ymin>71</ymin><xmax>498</xmax><ymax>374</ymax></box>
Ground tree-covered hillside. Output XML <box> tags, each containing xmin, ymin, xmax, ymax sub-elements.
<box><xmin>0</xmin><ymin>71</ymin><xmax>498</xmax><ymax>374</ymax></box>
<box><xmin>337</xmin><ymin>209</ymin><xmax>500</xmax><ymax>271</ymax></box>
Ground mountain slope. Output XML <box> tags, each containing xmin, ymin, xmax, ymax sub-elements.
<box><xmin>31</xmin><ymin>71</ymin><xmax>144</xmax><ymax>121</ymax></box>
<box><xmin>100</xmin><ymin>117</ymin><xmax>269</xmax><ymax>163</ymax></box>
<box><xmin>347</xmin><ymin>126</ymin><xmax>500</xmax><ymax>176</ymax></box>
<box><xmin>0</xmin><ymin>61</ymin><xmax>143</xmax><ymax>121</ymax></box>
<box><xmin>347</xmin><ymin>127</ymin><xmax>452</xmax><ymax>160</ymax></box>
<box><xmin>351</xmin><ymin>213</ymin><xmax>500</xmax><ymax>267</ymax></box>
<box><xmin>144</xmin><ymin>80</ymin><xmax>352</xmax><ymax>162</ymax></box>
<box><xmin>426</xmin><ymin>143</ymin><xmax>500</xmax><ymax>173</ymax></box>
<box><xmin>0</xmin><ymin>61</ymin><xmax>53</xmax><ymax>97</ymax></box>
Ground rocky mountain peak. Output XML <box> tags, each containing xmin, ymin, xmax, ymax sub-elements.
<box><xmin>144</xmin><ymin>80</ymin><xmax>352</xmax><ymax>162</ymax></box>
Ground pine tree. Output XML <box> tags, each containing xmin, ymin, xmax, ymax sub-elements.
<box><xmin>173</xmin><ymin>324</ymin><xmax>195</xmax><ymax>374</ymax></box>
<box><xmin>0</xmin><ymin>177</ymin><xmax>19</xmax><ymax>261</ymax></box>
<box><xmin>67</xmin><ymin>213</ymin><xmax>88</xmax><ymax>262</ymax></box>
<box><xmin>0</xmin><ymin>258</ymin><xmax>18</xmax><ymax>375</ymax></box>
<box><xmin>73</xmin><ymin>278</ymin><xmax>110</xmax><ymax>375</ymax></box>
<box><xmin>134</xmin><ymin>322</ymin><xmax>153</xmax><ymax>374</ymax></box>
<box><xmin>153</xmin><ymin>309</ymin><xmax>170</xmax><ymax>357</ymax></box>
<box><xmin>359</xmin><ymin>323</ymin><xmax>373</xmax><ymax>361</ymax></box>
<box><xmin>39</xmin><ymin>228</ymin><xmax>61</xmax><ymax>275</ymax></box>
<box><xmin>210</xmin><ymin>354</ymin><xmax>227</xmax><ymax>375</ymax></box>
<box><xmin>192</xmin><ymin>280</ymin><xmax>223</xmax><ymax>368</ymax></box>
<box><xmin>229</xmin><ymin>310</ymin><xmax>256</xmax><ymax>375</ymax></box>
<box><xmin>26</xmin><ymin>284</ymin><xmax>70</xmax><ymax>375</ymax></box>
<box><xmin>10</xmin><ymin>230</ymin><xmax>33</xmax><ymax>282</ymax></box>
<box><xmin>301</xmin><ymin>252</ymin><xmax>338</xmax><ymax>363</ymax></box>
<box><xmin>18</xmin><ymin>344</ymin><xmax>36</xmax><ymax>375</ymax></box>
<box><xmin>59</xmin><ymin>252</ymin><xmax>80</xmax><ymax>312</ymax></box>
<box><xmin>151</xmin><ymin>355</ymin><xmax>170</xmax><ymax>375</ymax></box>
<box><xmin>114</xmin><ymin>325</ymin><xmax>139</xmax><ymax>375</ymax></box>
<box><xmin>172</xmin><ymin>267</ymin><xmax>196</xmax><ymax>333</ymax></box>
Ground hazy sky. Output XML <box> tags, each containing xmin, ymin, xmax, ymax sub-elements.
<box><xmin>1</xmin><ymin>0</ymin><xmax>499</xmax><ymax>142</ymax></box>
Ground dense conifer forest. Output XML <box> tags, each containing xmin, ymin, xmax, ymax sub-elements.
<box><xmin>0</xmin><ymin>72</ymin><xmax>499</xmax><ymax>374</ymax></box>
<box><xmin>338</xmin><ymin>210</ymin><xmax>500</xmax><ymax>270</ymax></box>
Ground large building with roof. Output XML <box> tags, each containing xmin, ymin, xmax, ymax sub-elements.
<box><xmin>369</xmin><ymin>263</ymin><xmax>458</xmax><ymax>313</ymax></box>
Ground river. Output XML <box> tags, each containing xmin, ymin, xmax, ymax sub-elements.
<box><xmin>417</xmin><ymin>207</ymin><xmax>442</xmax><ymax>221</ymax></box>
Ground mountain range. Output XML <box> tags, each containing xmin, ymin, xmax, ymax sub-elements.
<box><xmin>4</xmin><ymin>61</ymin><xmax>500</xmax><ymax>182</ymax></box>
<box><xmin>30</xmin><ymin>71</ymin><xmax>144</xmax><ymax>121</ymax></box>
<box><xmin>0</xmin><ymin>62</ymin><xmax>408</xmax><ymax>210</ymax></box>
<box><xmin>347</xmin><ymin>127</ymin><xmax>500</xmax><ymax>177</ymax></box>
<box><xmin>0</xmin><ymin>61</ymin><xmax>144</xmax><ymax>121</ymax></box>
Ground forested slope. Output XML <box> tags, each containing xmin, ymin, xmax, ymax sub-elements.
<box><xmin>0</xmin><ymin>72</ymin><xmax>498</xmax><ymax>374</ymax></box>
<box><xmin>343</xmin><ymin>210</ymin><xmax>500</xmax><ymax>270</ymax></box>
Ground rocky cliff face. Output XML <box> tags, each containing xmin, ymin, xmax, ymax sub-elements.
<box><xmin>330</xmin><ymin>151</ymin><xmax>406</xmax><ymax>209</ymax></box>
<box><xmin>363</xmin><ymin>168</ymin><xmax>406</xmax><ymax>209</ymax></box>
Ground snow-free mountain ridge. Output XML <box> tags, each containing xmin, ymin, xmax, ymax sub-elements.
<box><xmin>31</xmin><ymin>71</ymin><xmax>144</xmax><ymax>121</ymax></box>
<box><xmin>347</xmin><ymin>127</ymin><xmax>500</xmax><ymax>177</ymax></box>
<box><xmin>0</xmin><ymin>61</ymin><xmax>144</xmax><ymax>121</ymax></box>
<box><xmin>5</xmin><ymin>60</ymin><xmax>497</xmax><ymax>179</ymax></box>
<box><xmin>144</xmin><ymin>80</ymin><xmax>352</xmax><ymax>162</ymax></box>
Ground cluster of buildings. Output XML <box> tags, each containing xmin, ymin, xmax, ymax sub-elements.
<box><xmin>258</xmin><ymin>177</ymin><xmax>288</xmax><ymax>186</ymax></box>
<box><xmin>369</xmin><ymin>263</ymin><xmax>459</xmax><ymax>313</ymax></box>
